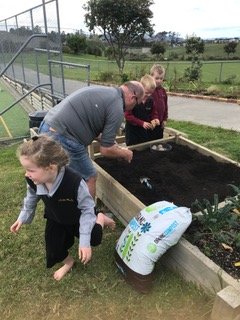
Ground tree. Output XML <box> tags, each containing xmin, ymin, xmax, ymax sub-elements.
<box><xmin>168</xmin><ymin>31</ymin><xmax>181</xmax><ymax>47</ymax></box>
<box><xmin>86</xmin><ymin>37</ymin><xmax>104</xmax><ymax>56</ymax></box>
<box><xmin>150</xmin><ymin>42</ymin><xmax>166</xmax><ymax>59</ymax></box>
<box><xmin>184</xmin><ymin>36</ymin><xmax>205</xmax><ymax>81</ymax></box>
<box><xmin>65</xmin><ymin>33</ymin><xmax>87</xmax><ymax>54</ymax></box>
<box><xmin>185</xmin><ymin>36</ymin><xmax>205</xmax><ymax>57</ymax></box>
<box><xmin>84</xmin><ymin>0</ymin><xmax>154</xmax><ymax>74</ymax></box>
<box><xmin>224</xmin><ymin>41</ymin><xmax>238</xmax><ymax>58</ymax></box>
<box><xmin>154</xmin><ymin>31</ymin><xmax>168</xmax><ymax>42</ymax></box>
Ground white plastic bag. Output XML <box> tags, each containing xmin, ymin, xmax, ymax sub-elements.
<box><xmin>116</xmin><ymin>201</ymin><xmax>192</xmax><ymax>275</ymax></box>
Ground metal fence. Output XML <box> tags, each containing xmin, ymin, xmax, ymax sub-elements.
<box><xmin>72</xmin><ymin>57</ymin><xmax>240</xmax><ymax>84</ymax></box>
<box><xmin>0</xmin><ymin>0</ymin><xmax>64</xmax><ymax>99</ymax></box>
<box><xmin>0</xmin><ymin>0</ymin><xmax>91</xmax><ymax>140</ymax></box>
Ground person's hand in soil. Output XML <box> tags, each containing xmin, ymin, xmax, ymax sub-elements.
<box><xmin>120</xmin><ymin>147</ymin><xmax>133</xmax><ymax>163</ymax></box>
<box><xmin>100</xmin><ymin>145</ymin><xmax>133</xmax><ymax>163</ymax></box>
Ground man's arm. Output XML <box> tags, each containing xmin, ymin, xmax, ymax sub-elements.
<box><xmin>100</xmin><ymin>144</ymin><xmax>133</xmax><ymax>163</ymax></box>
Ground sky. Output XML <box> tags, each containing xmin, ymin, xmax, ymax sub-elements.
<box><xmin>0</xmin><ymin>0</ymin><xmax>240</xmax><ymax>39</ymax></box>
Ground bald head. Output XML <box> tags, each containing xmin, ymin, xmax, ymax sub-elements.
<box><xmin>121</xmin><ymin>81</ymin><xmax>144</xmax><ymax>110</ymax></box>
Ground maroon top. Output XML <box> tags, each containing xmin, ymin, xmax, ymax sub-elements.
<box><xmin>151</xmin><ymin>86</ymin><xmax>168</xmax><ymax>123</ymax></box>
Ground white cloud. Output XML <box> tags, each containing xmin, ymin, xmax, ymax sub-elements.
<box><xmin>0</xmin><ymin>0</ymin><xmax>239</xmax><ymax>39</ymax></box>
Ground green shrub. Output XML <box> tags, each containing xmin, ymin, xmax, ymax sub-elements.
<box><xmin>120</xmin><ymin>73</ymin><xmax>129</xmax><ymax>83</ymax></box>
<box><xmin>168</xmin><ymin>52</ymin><xmax>179</xmax><ymax>60</ymax></box>
<box><xmin>98</xmin><ymin>71</ymin><xmax>114</xmax><ymax>82</ymax></box>
<box><xmin>206</xmin><ymin>85</ymin><xmax>221</xmax><ymax>95</ymax></box>
<box><xmin>221</xmin><ymin>75</ymin><xmax>237</xmax><ymax>85</ymax></box>
<box><xmin>62</xmin><ymin>45</ymin><xmax>72</xmax><ymax>54</ymax></box>
<box><xmin>184</xmin><ymin>59</ymin><xmax>202</xmax><ymax>81</ymax></box>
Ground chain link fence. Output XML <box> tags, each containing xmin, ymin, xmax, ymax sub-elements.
<box><xmin>0</xmin><ymin>1</ymin><xmax>90</xmax><ymax>140</ymax></box>
<box><xmin>0</xmin><ymin>0</ymin><xmax>64</xmax><ymax>98</ymax></box>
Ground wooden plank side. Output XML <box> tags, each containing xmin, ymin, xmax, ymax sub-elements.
<box><xmin>178</xmin><ymin>136</ymin><xmax>239</xmax><ymax>166</ymax></box>
<box><xmin>164</xmin><ymin>126</ymin><xmax>188</xmax><ymax>138</ymax></box>
<box><xmin>127</xmin><ymin>136</ymin><xmax>176</xmax><ymax>151</ymax></box>
<box><xmin>95</xmin><ymin>162</ymin><xmax>145</xmax><ymax>226</ymax></box>
<box><xmin>160</xmin><ymin>238</ymin><xmax>240</xmax><ymax>294</ymax></box>
<box><xmin>91</xmin><ymin>136</ymin><xmax>176</xmax><ymax>160</ymax></box>
<box><xmin>90</xmin><ymin>136</ymin><xmax>126</xmax><ymax>158</ymax></box>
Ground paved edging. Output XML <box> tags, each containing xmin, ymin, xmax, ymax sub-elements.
<box><xmin>168</xmin><ymin>91</ymin><xmax>240</xmax><ymax>104</ymax></box>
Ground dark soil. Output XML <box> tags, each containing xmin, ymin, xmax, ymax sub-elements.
<box><xmin>95</xmin><ymin>142</ymin><xmax>240</xmax><ymax>279</ymax></box>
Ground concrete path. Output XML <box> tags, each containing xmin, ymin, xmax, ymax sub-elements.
<box><xmin>168</xmin><ymin>95</ymin><xmax>240</xmax><ymax>132</ymax></box>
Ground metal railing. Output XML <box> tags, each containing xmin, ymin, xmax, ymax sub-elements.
<box><xmin>48</xmin><ymin>60</ymin><xmax>90</xmax><ymax>97</ymax></box>
<box><xmin>0</xmin><ymin>34</ymin><xmax>48</xmax><ymax>78</ymax></box>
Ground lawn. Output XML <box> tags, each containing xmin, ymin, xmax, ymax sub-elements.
<box><xmin>60</xmin><ymin>54</ymin><xmax>240</xmax><ymax>84</ymax></box>
<box><xmin>1</xmin><ymin>123</ymin><xmax>240</xmax><ymax>319</ymax></box>
<box><xmin>0</xmin><ymin>81</ymin><xmax>29</xmax><ymax>139</ymax></box>
<box><xmin>11</xmin><ymin>51</ymin><xmax>240</xmax><ymax>84</ymax></box>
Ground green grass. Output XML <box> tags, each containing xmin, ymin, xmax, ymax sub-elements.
<box><xmin>1</xmin><ymin>123</ymin><xmax>240</xmax><ymax>319</ymax></box>
<box><xmin>0</xmin><ymin>83</ymin><xmax>29</xmax><ymax>139</ymax></box>
<box><xmin>12</xmin><ymin>49</ymin><xmax>240</xmax><ymax>84</ymax></box>
<box><xmin>60</xmin><ymin>55</ymin><xmax>240</xmax><ymax>84</ymax></box>
<box><xmin>0</xmin><ymin>142</ymin><xmax>214</xmax><ymax>320</ymax></box>
<box><xmin>167</xmin><ymin>42</ymin><xmax>240</xmax><ymax>60</ymax></box>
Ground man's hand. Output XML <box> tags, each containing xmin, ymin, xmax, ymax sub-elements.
<box><xmin>100</xmin><ymin>145</ymin><xmax>133</xmax><ymax>163</ymax></box>
<box><xmin>120</xmin><ymin>148</ymin><xmax>133</xmax><ymax>163</ymax></box>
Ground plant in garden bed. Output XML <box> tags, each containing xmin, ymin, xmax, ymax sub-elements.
<box><xmin>185</xmin><ymin>191</ymin><xmax>240</xmax><ymax>279</ymax></box>
<box><xmin>226</xmin><ymin>184</ymin><xmax>240</xmax><ymax>214</ymax></box>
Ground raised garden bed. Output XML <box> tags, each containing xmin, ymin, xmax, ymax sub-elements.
<box><xmin>92</xmin><ymin>134</ymin><xmax>240</xmax><ymax>320</ymax></box>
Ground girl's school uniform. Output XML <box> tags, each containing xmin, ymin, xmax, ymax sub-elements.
<box><xmin>18</xmin><ymin>166</ymin><xmax>102</xmax><ymax>267</ymax></box>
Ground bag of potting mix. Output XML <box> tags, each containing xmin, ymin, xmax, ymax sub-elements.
<box><xmin>115</xmin><ymin>201</ymin><xmax>192</xmax><ymax>293</ymax></box>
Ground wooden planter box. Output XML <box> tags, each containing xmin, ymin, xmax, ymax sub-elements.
<box><xmin>92</xmin><ymin>132</ymin><xmax>240</xmax><ymax>320</ymax></box>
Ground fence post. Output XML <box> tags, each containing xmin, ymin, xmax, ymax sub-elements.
<box><xmin>219</xmin><ymin>62</ymin><xmax>223</xmax><ymax>83</ymax></box>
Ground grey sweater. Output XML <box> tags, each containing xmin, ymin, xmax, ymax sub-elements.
<box><xmin>44</xmin><ymin>86</ymin><xmax>124</xmax><ymax>147</ymax></box>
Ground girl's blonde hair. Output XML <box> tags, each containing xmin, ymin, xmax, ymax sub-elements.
<box><xmin>17</xmin><ymin>135</ymin><xmax>69</xmax><ymax>168</ymax></box>
<box><xmin>150</xmin><ymin>64</ymin><xmax>165</xmax><ymax>76</ymax></box>
<box><xmin>140</xmin><ymin>74</ymin><xmax>156</xmax><ymax>91</ymax></box>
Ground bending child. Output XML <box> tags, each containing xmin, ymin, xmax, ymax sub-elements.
<box><xmin>10</xmin><ymin>135</ymin><xmax>115</xmax><ymax>281</ymax></box>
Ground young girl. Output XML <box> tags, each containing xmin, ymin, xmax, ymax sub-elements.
<box><xmin>10</xmin><ymin>135</ymin><xmax>115</xmax><ymax>281</ymax></box>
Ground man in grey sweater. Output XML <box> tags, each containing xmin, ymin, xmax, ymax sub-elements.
<box><xmin>39</xmin><ymin>81</ymin><xmax>144</xmax><ymax>198</ymax></box>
